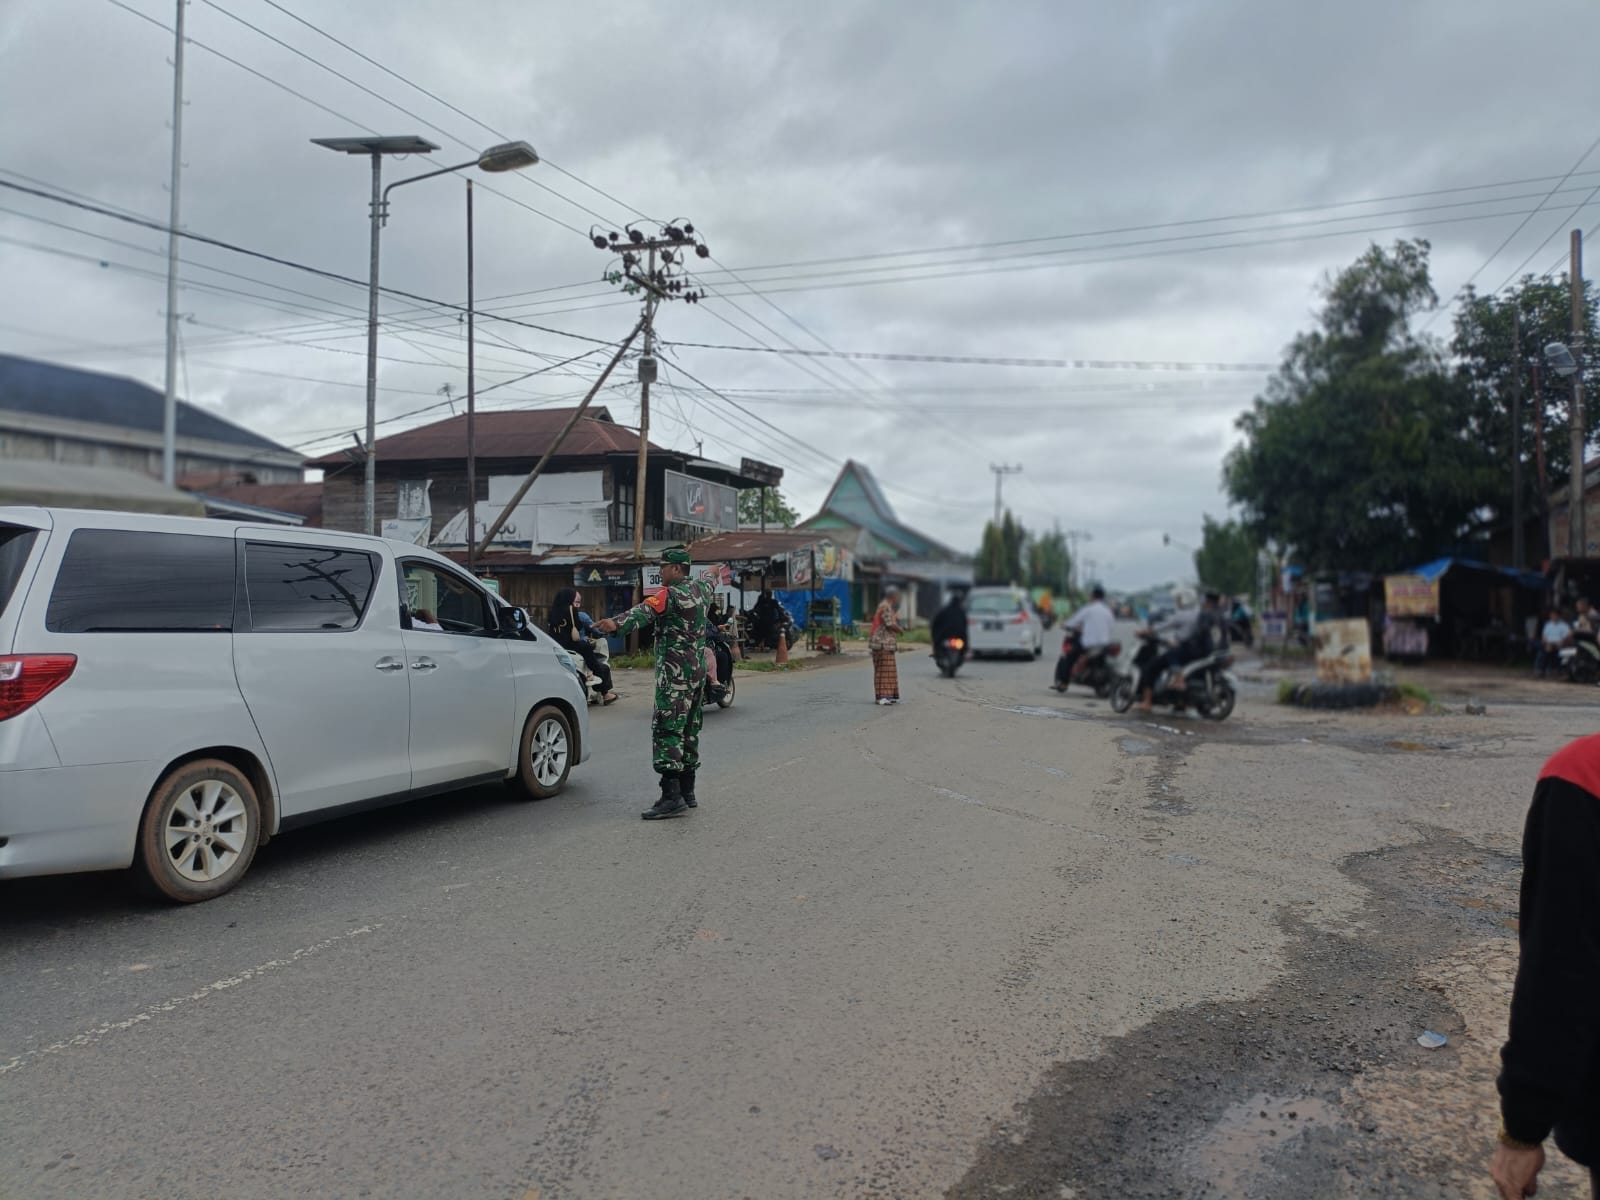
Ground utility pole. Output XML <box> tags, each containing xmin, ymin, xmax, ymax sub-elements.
<box><xmin>1570</xmin><ymin>228</ymin><xmax>1587</xmax><ymax>559</ymax></box>
<box><xmin>989</xmin><ymin>463</ymin><xmax>1022</xmax><ymax>525</ymax></box>
<box><xmin>1065</xmin><ymin>528</ymin><xmax>1092</xmax><ymax>593</ymax></box>
<box><xmin>160</xmin><ymin>0</ymin><xmax>186</xmax><ymax>486</ymax></box>
<box><xmin>1512</xmin><ymin>305</ymin><xmax>1524</xmax><ymax>570</ymax></box>
<box><xmin>632</xmin><ymin>243</ymin><xmax>658</xmax><ymax>565</ymax></box>
<box><xmin>590</xmin><ymin>221</ymin><xmax>710</xmax><ymax>567</ymax></box>
<box><xmin>465</xmin><ymin>179</ymin><xmax>477</xmax><ymax>574</ymax></box>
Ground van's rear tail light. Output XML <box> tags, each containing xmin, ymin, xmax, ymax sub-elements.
<box><xmin>0</xmin><ymin>655</ymin><xmax>77</xmax><ymax>721</ymax></box>
<box><xmin>1011</xmin><ymin>611</ymin><xmax>1029</xmax><ymax>624</ymax></box>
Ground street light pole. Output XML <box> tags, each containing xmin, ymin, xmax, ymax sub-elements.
<box><xmin>466</xmin><ymin>178</ymin><xmax>477</xmax><ymax>575</ymax></box>
<box><xmin>160</xmin><ymin>0</ymin><xmax>185</xmax><ymax>487</ymax></box>
<box><xmin>1512</xmin><ymin>306</ymin><xmax>1525</xmax><ymax>570</ymax></box>
<box><xmin>312</xmin><ymin>136</ymin><xmax>537</xmax><ymax>537</ymax></box>
<box><xmin>362</xmin><ymin>151</ymin><xmax>384</xmax><ymax>537</ymax></box>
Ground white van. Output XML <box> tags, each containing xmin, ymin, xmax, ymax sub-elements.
<box><xmin>0</xmin><ymin>507</ymin><xmax>590</xmax><ymax>902</ymax></box>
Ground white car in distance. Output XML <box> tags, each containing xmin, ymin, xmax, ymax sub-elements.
<box><xmin>963</xmin><ymin>586</ymin><xmax>1045</xmax><ymax>660</ymax></box>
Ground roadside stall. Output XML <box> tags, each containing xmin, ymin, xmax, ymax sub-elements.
<box><xmin>1382</xmin><ymin>558</ymin><xmax>1543</xmax><ymax>662</ymax></box>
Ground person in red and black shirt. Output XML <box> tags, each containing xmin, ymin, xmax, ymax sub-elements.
<box><xmin>1492</xmin><ymin>733</ymin><xmax>1600</xmax><ymax>1199</ymax></box>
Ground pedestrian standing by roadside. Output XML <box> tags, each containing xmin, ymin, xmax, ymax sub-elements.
<box><xmin>593</xmin><ymin>550</ymin><xmax>722</xmax><ymax>820</ymax></box>
<box><xmin>869</xmin><ymin>586</ymin><xmax>904</xmax><ymax>706</ymax></box>
<box><xmin>1489</xmin><ymin>732</ymin><xmax>1600</xmax><ymax>1200</ymax></box>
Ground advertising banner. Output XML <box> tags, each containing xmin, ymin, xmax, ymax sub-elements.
<box><xmin>1384</xmin><ymin>574</ymin><xmax>1439</xmax><ymax>618</ymax></box>
<box><xmin>664</xmin><ymin>470</ymin><xmax>737</xmax><ymax>531</ymax></box>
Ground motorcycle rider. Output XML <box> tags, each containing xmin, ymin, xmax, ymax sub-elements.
<box><xmin>1136</xmin><ymin>590</ymin><xmax>1225</xmax><ymax>713</ymax></box>
<box><xmin>547</xmin><ymin>587</ymin><xmax>618</xmax><ymax>705</ymax></box>
<box><xmin>930</xmin><ymin>591</ymin><xmax>969</xmax><ymax>659</ymax></box>
<box><xmin>1053</xmin><ymin>585</ymin><xmax>1116</xmax><ymax>693</ymax></box>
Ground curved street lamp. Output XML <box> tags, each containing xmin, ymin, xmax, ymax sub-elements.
<box><xmin>313</xmin><ymin>136</ymin><xmax>540</xmax><ymax>535</ymax></box>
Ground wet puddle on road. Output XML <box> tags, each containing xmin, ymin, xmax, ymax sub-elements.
<box><xmin>1117</xmin><ymin>736</ymin><xmax>1158</xmax><ymax>756</ymax></box>
<box><xmin>1186</xmin><ymin>1093</ymin><xmax>1341</xmax><ymax>1196</ymax></box>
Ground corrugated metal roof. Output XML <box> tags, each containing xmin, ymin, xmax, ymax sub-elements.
<box><xmin>0</xmin><ymin>353</ymin><xmax>296</xmax><ymax>458</ymax></box>
<box><xmin>438</xmin><ymin>541</ymin><xmax>677</xmax><ymax>571</ymax></box>
<box><xmin>305</xmin><ymin>406</ymin><xmax>681</xmax><ymax>467</ymax></box>
<box><xmin>687</xmin><ymin>529</ymin><xmax>821</xmax><ymax>561</ymax></box>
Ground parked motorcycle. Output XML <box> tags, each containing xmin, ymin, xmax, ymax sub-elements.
<box><xmin>1058</xmin><ymin>628</ymin><xmax>1122</xmax><ymax>698</ymax></box>
<box><xmin>1226</xmin><ymin>609</ymin><xmax>1255</xmax><ymax>649</ymax></box>
<box><xmin>934</xmin><ymin>635</ymin><xmax>967</xmax><ymax>678</ymax></box>
<box><xmin>1560</xmin><ymin>635</ymin><xmax>1600</xmax><ymax>684</ymax></box>
<box><xmin>704</xmin><ymin>625</ymin><xmax>737</xmax><ymax>709</ymax></box>
<box><xmin>1109</xmin><ymin>632</ymin><xmax>1238</xmax><ymax>720</ymax></box>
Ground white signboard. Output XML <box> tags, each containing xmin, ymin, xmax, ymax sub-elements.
<box><xmin>433</xmin><ymin>470</ymin><xmax>606</xmax><ymax>549</ymax></box>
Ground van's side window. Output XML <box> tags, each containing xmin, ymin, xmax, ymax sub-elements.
<box><xmin>244</xmin><ymin>543</ymin><xmax>378</xmax><ymax>632</ymax></box>
<box><xmin>46</xmin><ymin>530</ymin><xmax>235</xmax><ymax>633</ymax></box>
<box><xmin>401</xmin><ymin>562</ymin><xmax>495</xmax><ymax>636</ymax></box>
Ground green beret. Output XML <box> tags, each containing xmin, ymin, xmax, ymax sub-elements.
<box><xmin>661</xmin><ymin>548</ymin><xmax>692</xmax><ymax>565</ymax></box>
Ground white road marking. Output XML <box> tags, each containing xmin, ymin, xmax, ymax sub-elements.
<box><xmin>0</xmin><ymin>924</ymin><xmax>382</xmax><ymax>1076</ymax></box>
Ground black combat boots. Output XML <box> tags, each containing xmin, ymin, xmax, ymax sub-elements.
<box><xmin>641</xmin><ymin>773</ymin><xmax>688</xmax><ymax>820</ymax></box>
<box><xmin>679</xmin><ymin>769</ymin><xmax>698</xmax><ymax>809</ymax></box>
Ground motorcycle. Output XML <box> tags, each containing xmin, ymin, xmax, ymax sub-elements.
<box><xmin>1226</xmin><ymin>606</ymin><xmax>1255</xmax><ymax>649</ymax></box>
<box><xmin>934</xmin><ymin>635</ymin><xmax>967</xmax><ymax>678</ymax></box>
<box><xmin>575</xmin><ymin>630</ymin><xmax>613</xmax><ymax>706</ymax></box>
<box><xmin>1058</xmin><ymin>628</ymin><xmax>1122</xmax><ymax>698</ymax></box>
<box><xmin>1109</xmin><ymin>632</ymin><xmax>1238</xmax><ymax>721</ymax></box>
<box><xmin>1559</xmin><ymin>635</ymin><xmax>1600</xmax><ymax>684</ymax></box>
<box><xmin>704</xmin><ymin>624</ymin><xmax>737</xmax><ymax>709</ymax></box>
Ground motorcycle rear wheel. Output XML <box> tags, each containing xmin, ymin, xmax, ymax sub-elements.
<box><xmin>1110</xmin><ymin>678</ymin><xmax>1135</xmax><ymax>713</ymax></box>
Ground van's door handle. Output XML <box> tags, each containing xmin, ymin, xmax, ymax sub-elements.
<box><xmin>410</xmin><ymin>657</ymin><xmax>438</xmax><ymax>672</ymax></box>
<box><xmin>375</xmin><ymin>657</ymin><xmax>405</xmax><ymax>673</ymax></box>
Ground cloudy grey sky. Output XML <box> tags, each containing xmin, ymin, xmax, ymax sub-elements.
<box><xmin>4</xmin><ymin>0</ymin><xmax>1599</xmax><ymax>586</ymax></box>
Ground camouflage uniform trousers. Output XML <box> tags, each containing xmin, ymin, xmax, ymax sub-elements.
<box><xmin>650</xmin><ymin>680</ymin><xmax>704</xmax><ymax>774</ymax></box>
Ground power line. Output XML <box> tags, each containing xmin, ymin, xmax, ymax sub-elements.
<box><xmin>1423</xmin><ymin>128</ymin><xmax>1600</xmax><ymax>330</ymax></box>
<box><xmin>0</xmin><ymin>176</ymin><xmax>618</xmax><ymax>345</ymax></box>
<box><xmin>662</xmin><ymin>340</ymin><xmax>1274</xmax><ymax>372</ymax></box>
<box><xmin>1490</xmin><ymin>180</ymin><xmax>1600</xmax><ymax>294</ymax></box>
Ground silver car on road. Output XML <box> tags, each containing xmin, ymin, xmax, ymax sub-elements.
<box><xmin>0</xmin><ymin>507</ymin><xmax>590</xmax><ymax>902</ymax></box>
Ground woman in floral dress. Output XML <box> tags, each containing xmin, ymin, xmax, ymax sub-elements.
<box><xmin>869</xmin><ymin>587</ymin><xmax>904</xmax><ymax>705</ymax></box>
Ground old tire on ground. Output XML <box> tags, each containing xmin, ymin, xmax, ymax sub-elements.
<box><xmin>138</xmin><ymin>759</ymin><xmax>261</xmax><ymax>903</ymax></box>
<box><xmin>1110</xmin><ymin>678</ymin><xmax>1136</xmax><ymax>714</ymax></box>
<box><xmin>517</xmin><ymin>705</ymin><xmax>573</xmax><ymax>799</ymax></box>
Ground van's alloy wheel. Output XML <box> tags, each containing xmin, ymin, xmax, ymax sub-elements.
<box><xmin>138</xmin><ymin>760</ymin><xmax>261</xmax><ymax>903</ymax></box>
<box><xmin>517</xmin><ymin>705</ymin><xmax>573</xmax><ymax>799</ymax></box>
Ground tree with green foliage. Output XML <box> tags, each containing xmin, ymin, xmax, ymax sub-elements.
<box><xmin>1224</xmin><ymin>239</ymin><xmax>1497</xmax><ymax>573</ymax></box>
<box><xmin>1451</xmin><ymin>276</ymin><xmax>1599</xmax><ymax>560</ymax></box>
<box><xmin>1193</xmin><ymin>515</ymin><xmax>1257</xmax><ymax>596</ymax></box>
<box><xmin>737</xmin><ymin>488</ymin><xmax>800</xmax><ymax>528</ymax></box>
<box><xmin>1027</xmin><ymin>525</ymin><xmax>1072</xmax><ymax>594</ymax></box>
<box><xmin>977</xmin><ymin>510</ymin><xmax>1027</xmax><ymax>583</ymax></box>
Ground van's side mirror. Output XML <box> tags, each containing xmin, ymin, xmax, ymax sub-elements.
<box><xmin>508</xmin><ymin>607</ymin><xmax>531</xmax><ymax>635</ymax></box>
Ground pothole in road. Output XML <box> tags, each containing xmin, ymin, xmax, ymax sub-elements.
<box><xmin>945</xmin><ymin>831</ymin><xmax>1544</xmax><ymax>1200</ymax></box>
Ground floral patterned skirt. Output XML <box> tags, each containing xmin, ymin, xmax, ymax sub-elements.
<box><xmin>872</xmin><ymin>647</ymin><xmax>899</xmax><ymax>700</ymax></box>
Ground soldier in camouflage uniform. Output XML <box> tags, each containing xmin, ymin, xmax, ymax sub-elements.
<box><xmin>594</xmin><ymin>548</ymin><xmax>721</xmax><ymax>820</ymax></box>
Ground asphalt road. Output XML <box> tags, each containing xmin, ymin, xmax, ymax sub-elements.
<box><xmin>1</xmin><ymin>639</ymin><xmax>1594</xmax><ymax>1199</ymax></box>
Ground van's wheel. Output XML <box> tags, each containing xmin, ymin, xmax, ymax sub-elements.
<box><xmin>1110</xmin><ymin>679</ymin><xmax>1136</xmax><ymax>714</ymax></box>
<box><xmin>138</xmin><ymin>760</ymin><xmax>260</xmax><ymax>903</ymax></box>
<box><xmin>517</xmin><ymin>705</ymin><xmax>573</xmax><ymax>799</ymax></box>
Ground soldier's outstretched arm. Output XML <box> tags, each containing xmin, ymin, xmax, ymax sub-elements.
<box><xmin>615</xmin><ymin>590</ymin><xmax>668</xmax><ymax>636</ymax></box>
